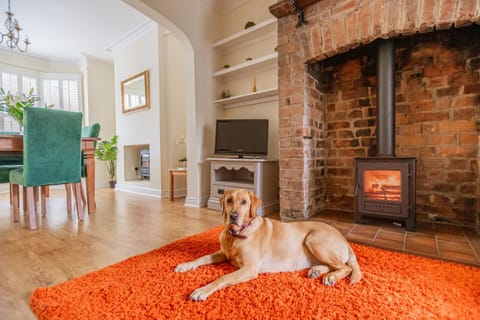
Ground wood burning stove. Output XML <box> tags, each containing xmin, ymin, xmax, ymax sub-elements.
<box><xmin>355</xmin><ymin>157</ymin><xmax>416</xmax><ymax>231</ymax></box>
<box><xmin>353</xmin><ymin>39</ymin><xmax>416</xmax><ymax>231</ymax></box>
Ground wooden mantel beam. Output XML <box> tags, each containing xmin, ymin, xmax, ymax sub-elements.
<box><xmin>269</xmin><ymin>0</ymin><xmax>320</xmax><ymax>19</ymax></box>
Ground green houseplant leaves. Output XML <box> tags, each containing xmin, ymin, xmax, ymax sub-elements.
<box><xmin>94</xmin><ymin>135</ymin><xmax>118</xmax><ymax>185</ymax></box>
<box><xmin>0</xmin><ymin>88</ymin><xmax>41</xmax><ymax>126</ymax></box>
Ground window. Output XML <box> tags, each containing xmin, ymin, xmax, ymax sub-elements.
<box><xmin>43</xmin><ymin>79</ymin><xmax>60</xmax><ymax>108</ymax></box>
<box><xmin>62</xmin><ymin>80</ymin><xmax>80</xmax><ymax>112</ymax></box>
<box><xmin>1</xmin><ymin>72</ymin><xmax>20</xmax><ymax>131</ymax></box>
<box><xmin>2</xmin><ymin>72</ymin><xmax>18</xmax><ymax>93</ymax></box>
<box><xmin>0</xmin><ymin>66</ymin><xmax>82</xmax><ymax>131</ymax></box>
<box><xmin>43</xmin><ymin>78</ymin><xmax>81</xmax><ymax>112</ymax></box>
<box><xmin>22</xmin><ymin>76</ymin><xmax>37</xmax><ymax>94</ymax></box>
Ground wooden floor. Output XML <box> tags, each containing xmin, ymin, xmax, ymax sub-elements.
<box><xmin>0</xmin><ymin>189</ymin><xmax>479</xmax><ymax>319</ymax></box>
<box><xmin>0</xmin><ymin>189</ymin><xmax>223</xmax><ymax>320</ymax></box>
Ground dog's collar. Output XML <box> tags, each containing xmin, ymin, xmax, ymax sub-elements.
<box><xmin>227</xmin><ymin>219</ymin><xmax>253</xmax><ymax>239</ymax></box>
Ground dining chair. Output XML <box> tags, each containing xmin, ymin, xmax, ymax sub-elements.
<box><xmin>0</xmin><ymin>132</ymin><xmax>24</xmax><ymax>204</ymax></box>
<box><xmin>9</xmin><ymin>107</ymin><xmax>83</xmax><ymax>230</ymax></box>
<box><xmin>0</xmin><ymin>152</ymin><xmax>23</xmax><ymax>204</ymax></box>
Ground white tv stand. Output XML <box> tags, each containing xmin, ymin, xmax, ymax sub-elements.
<box><xmin>207</xmin><ymin>157</ymin><xmax>279</xmax><ymax>216</ymax></box>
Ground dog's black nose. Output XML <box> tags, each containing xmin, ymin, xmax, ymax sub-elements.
<box><xmin>230</xmin><ymin>211</ymin><xmax>238</xmax><ymax>221</ymax></box>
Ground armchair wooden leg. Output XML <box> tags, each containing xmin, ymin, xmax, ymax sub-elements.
<box><xmin>11</xmin><ymin>184</ymin><xmax>20</xmax><ymax>222</ymax></box>
<box><xmin>23</xmin><ymin>186</ymin><xmax>27</xmax><ymax>212</ymax></box>
<box><xmin>73</xmin><ymin>183</ymin><xmax>84</xmax><ymax>220</ymax></box>
<box><xmin>9</xmin><ymin>183</ymin><xmax>12</xmax><ymax>205</ymax></box>
<box><xmin>80</xmin><ymin>182</ymin><xmax>86</xmax><ymax>205</ymax></box>
<box><xmin>26</xmin><ymin>187</ymin><xmax>37</xmax><ymax>230</ymax></box>
<box><xmin>65</xmin><ymin>184</ymin><xmax>72</xmax><ymax>214</ymax></box>
<box><xmin>34</xmin><ymin>186</ymin><xmax>39</xmax><ymax>214</ymax></box>
<box><xmin>40</xmin><ymin>186</ymin><xmax>48</xmax><ymax>216</ymax></box>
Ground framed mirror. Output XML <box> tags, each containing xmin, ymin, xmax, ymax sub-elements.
<box><xmin>121</xmin><ymin>70</ymin><xmax>150</xmax><ymax>113</ymax></box>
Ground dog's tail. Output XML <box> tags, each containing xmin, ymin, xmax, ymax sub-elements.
<box><xmin>347</xmin><ymin>246</ymin><xmax>362</xmax><ymax>284</ymax></box>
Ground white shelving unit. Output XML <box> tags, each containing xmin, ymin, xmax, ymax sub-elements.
<box><xmin>213</xmin><ymin>17</ymin><xmax>278</xmax><ymax>109</ymax></box>
<box><xmin>213</xmin><ymin>17</ymin><xmax>277</xmax><ymax>52</ymax></box>
<box><xmin>214</xmin><ymin>88</ymin><xmax>278</xmax><ymax>109</ymax></box>
<box><xmin>214</xmin><ymin>52</ymin><xmax>277</xmax><ymax>78</ymax></box>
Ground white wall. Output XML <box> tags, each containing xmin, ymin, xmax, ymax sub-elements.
<box><xmin>0</xmin><ymin>49</ymin><xmax>81</xmax><ymax>73</ymax></box>
<box><xmin>124</xmin><ymin>0</ymin><xmax>219</xmax><ymax>206</ymax></box>
<box><xmin>161</xmin><ymin>33</ymin><xmax>186</xmax><ymax>195</ymax></box>
<box><xmin>80</xmin><ymin>55</ymin><xmax>116</xmax><ymax>187</ymax></box>
<box><xmin>219</xmin><ymin>0</ymin><xmax>276</xmax><ymax>38</ymax></box>
<box><xmin>112</xmin><ymin>23</ymin><xmax>162</xmax><ymax>195</ymax></box>
<box><xmin>111</xmin><ymin>22</ymin><xmax>187</xmax><ymax>197</ymax></box>
<box><xmin>123</xmin><ymin>0</ymin><xmax>278</xmax><ymax>206</ymax></box>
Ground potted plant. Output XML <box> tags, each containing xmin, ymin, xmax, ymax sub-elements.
<box><xmin>0</xmin><ymin>88</ymin><xmax>41</xmax><ymax>129</ymax></box>
<box><xmin>94</xmin><ymin>135</ymin><xmax>118</xmax><ymax>188</ymax></box>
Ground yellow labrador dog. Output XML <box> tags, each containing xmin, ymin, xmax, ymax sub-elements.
<box><xmin>175</xmin><ymin>189</ymin><xmax>362</xmax><ymax>301</ymax></box>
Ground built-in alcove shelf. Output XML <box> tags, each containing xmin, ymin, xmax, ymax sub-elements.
<box><xmin>124</xmin><ymin>144</ymin><xmax>150</xmax><ymax>182</ymax></box>
<box><xmin>214</xmin><ymin>52</ymin><xmax>277</xmax><ymax>78</ymax></box>
<box><xmin>213</xmin><ymin>17</ymin><xmax>277</xmax><ymax>52</ymax></box>
<box><xmin>214</xmin><ymin>87</ymin><xmax>278</xmax><ymax>109</ymax></box>
<box><xmin>213</xmin><ymin>17</ymin><xmax>278</xmax><ymax>109</ymax></box>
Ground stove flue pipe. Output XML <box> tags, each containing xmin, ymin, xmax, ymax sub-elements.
<box><xmin>376</xmin><ymin>39</ymin><xmax>396</xmax><ymax>157</ymax></box>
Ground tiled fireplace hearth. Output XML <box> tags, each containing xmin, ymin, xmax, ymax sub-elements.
<box><xmin>270</xmin><ymin>0</ymin><xmax>480</xmax><ymax>232</ymax></box>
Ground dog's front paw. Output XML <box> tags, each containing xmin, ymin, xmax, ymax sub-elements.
<box><xmin>189</xmin><ymin>285</ymin><xmax>213</xmax><ymax>301</ymax></box>
<box><xmin>323</xmin><ymin>273</ymin><xmax>337</xmax><ymax>286</ymax></box>
<box><xmin>308</xmin><ymin>265</ymin><xmax>329</xmax><ymax>279</ymax></box>
<box><xmin>174</xmin><ymin>262</ymin><xmax>198</xmax><ymax>272</ymax></box>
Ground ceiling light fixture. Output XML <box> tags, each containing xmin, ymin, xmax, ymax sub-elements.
<box><xmin>0</xmin><ymin>0</ymin><xmax>29</xmax><ymax>52</ymax></box>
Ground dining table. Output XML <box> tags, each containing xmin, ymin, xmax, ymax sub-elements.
<box><xmin>0</xmin><ymin>134</ymin><xmax>98</xmax><ymax>214</ymax></box>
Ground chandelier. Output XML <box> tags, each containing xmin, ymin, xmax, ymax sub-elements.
<box><xmin>0</xmin><ymin>0</ymin><xmax>30</xmax><ymax>52</ymax></box>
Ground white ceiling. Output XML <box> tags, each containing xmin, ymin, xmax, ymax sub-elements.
<box><xmin>0</xmin><ymin>0</ymin><xmax>150</xmax><ymax>62</ymax></box>
<box><xmin>0</xmin><ymin>0</ymin><xmax>252</xmax><ymax>63</ymax></box>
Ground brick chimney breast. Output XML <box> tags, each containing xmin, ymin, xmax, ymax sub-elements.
<box><xmin>270</xmin><ymin>0</ymin><xmax>480</xmax><ymax>230</ymax></box>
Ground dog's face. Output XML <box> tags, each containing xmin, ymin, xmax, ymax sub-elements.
<box><xmin>220</xmin><ymin>189</ymin><xmax>261</xmax><ymax>232</ymax></box>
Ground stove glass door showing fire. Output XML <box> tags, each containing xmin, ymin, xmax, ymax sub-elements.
<box><xmin>354</xmin><ymin>158</ymin><xmax>416</xmax><ymax>231</ymax></box>
<box><xmin>364</xmin><ymin>170</ymin><xmax>401</xmax><ymax>201</ymax></box>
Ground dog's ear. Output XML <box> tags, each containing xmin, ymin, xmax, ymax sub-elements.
<box><xmin>248</xmin><ymin>191</ymin><xmax>261</xmax><ymax>218</ymax></box>
<box><xmin>219</xmin><ymin>193</ymin><xmax>225</xmax><ymax>209</ymax></box>
<box><xmin>220</xmin><ymin>190</ymin><xmax>231</xmax><ymax>216</ymax></box>
<box><xmin>219</xmin><ymin>192</ymin><xmax>226</xmax><ymax>216</ymax></box>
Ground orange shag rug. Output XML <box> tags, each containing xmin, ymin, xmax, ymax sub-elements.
<box><xmin>30</xmin><ymin>226</ymin><xmax>480</xmax><ymax>320</ymax></box>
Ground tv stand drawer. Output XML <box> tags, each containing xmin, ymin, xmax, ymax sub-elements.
<box><xmin>211</xmin><ymin>184</ymin><xmax>254</xmax><ymax>198</ymax></box>
<box><xmin>212</xmin><ymin>162</ymin><xmax>256</xmax><ymax>172</ymax></box>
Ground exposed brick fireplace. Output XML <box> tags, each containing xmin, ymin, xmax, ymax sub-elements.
<box><xmin>270</xmin><ymin>0</ymin><xmax>480</xmax><ymax>232</ymax></box>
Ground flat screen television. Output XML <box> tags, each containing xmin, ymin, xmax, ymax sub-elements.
<box><xmin>214</xmin><ymin>119</ymin><xmax>269</xmax><ymax>158</ymax></box>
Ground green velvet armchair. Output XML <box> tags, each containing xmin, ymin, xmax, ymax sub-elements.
<box><xmin>81</xmin><ymin>124</ymin><xmax>101</xmax><ymax>143</ymax></box>
<box><xmin>9</xmin><ymin>107</ymin><xmax>83</xmax><ymax>230</ymax></box>
<box><xmin>0</xmin><ymin>152</ymin><xmax>23</xmax><ymax>181</ymax></box>
<box><xmin>0</xmin><ymin>131</ymin><xmax>23</xmax><ymax>204</ymax></box>
<box><xmin>0</xmin><ymin>149</ymin><xmax>23</xmax><ymax>205</ymax></box>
